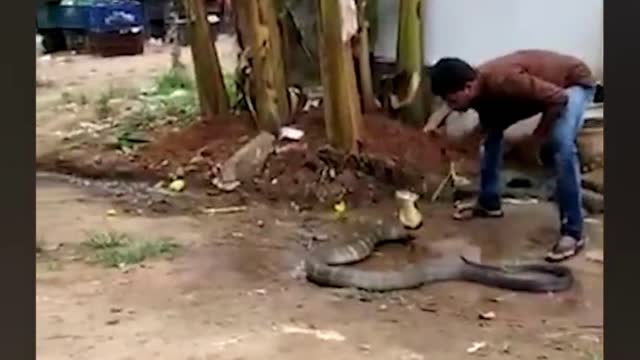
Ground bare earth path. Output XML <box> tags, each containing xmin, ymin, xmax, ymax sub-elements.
<box><xmin>36</xmin><ymin>41</ymin><xmax>603</xmax><ymax>360</ymax></box>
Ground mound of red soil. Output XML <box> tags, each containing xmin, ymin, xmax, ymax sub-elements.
<box><xmin>39</xmin><ymin>110</ymin><xmax>481</xmax><ymax>209</ymax></box>
<box><xmin>138</xmin><ymin>113</ymin><xmax>258</xmax><ymax>171</ymax></box>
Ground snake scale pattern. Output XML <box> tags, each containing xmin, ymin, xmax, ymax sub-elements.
<box><xmin>304</xmin><ymin>219</ymin><xmax>573</xmax><ymax>292</ymax></box>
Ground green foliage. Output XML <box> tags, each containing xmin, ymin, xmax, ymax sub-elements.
<box><xmin>153</xmin><ymin>67</ymin><xmax>195</xmax><ymax>95</ymax></box>
<box><xmin>83</xmin><ymin>231</ymin><xmax>181</xmax><ymax>268</ymax></box>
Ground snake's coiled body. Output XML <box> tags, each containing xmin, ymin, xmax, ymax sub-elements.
<box><xmin>304</xmin><ymin>219</ymin><xmax>573</xmax><ymax>292</ymax></box>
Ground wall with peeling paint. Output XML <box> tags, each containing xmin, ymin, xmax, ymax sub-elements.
<box><xmin>374</xmin><ymin>0</ymin><xmax>603</xmax><ymax>81</ymax></box>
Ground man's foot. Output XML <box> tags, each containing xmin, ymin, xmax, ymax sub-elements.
<box><xmin>545</xmin><ymin>235</ymin><xmax>587</xmax><ymax>262</ymax></box>
<box><xmin>453</xmin><ymin>201</ymin><xmax>504</xmax><ymax>221</ymax></box>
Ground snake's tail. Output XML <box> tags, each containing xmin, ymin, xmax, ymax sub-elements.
<box><xmin>459</xmin><ymin>257</ymin><xmax>574</xmax><ymax>293</ymax></box>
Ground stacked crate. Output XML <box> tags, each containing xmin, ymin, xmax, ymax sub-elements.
<box><xmin>87</xmin><ymin>0</ymin><xmax>145</xmax><ymax>57</ymax></box>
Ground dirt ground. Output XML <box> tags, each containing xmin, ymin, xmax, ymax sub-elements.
<box><xmin>36</xmin><ymin>39</ymin><xmax>603</xmax><ymax>360</ymax></box>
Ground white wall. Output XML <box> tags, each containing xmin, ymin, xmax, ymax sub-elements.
<box><xmin>374</xmin><ymin>0</ymin><xmax>603</xmax><ymax>80</ymax></box>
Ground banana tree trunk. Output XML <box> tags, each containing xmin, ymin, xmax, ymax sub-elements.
<box><xmin>168</xmin><ymin>1</ymin><xmax>183</xmax><ymax>69</ymax></box>
<box><xmin>182</xmin><ymin>0</ymin><xmax>229</xmax><ymax>116</ymax></box>
<box><xmin>317</xmin><ymin>0</ymin><xmax>363</xmax><ymax>152</ymax></box>
<box><xmin>356</xmin><ymin>0</ymin><xmax>376</xmax><ymax>113</ymax></box>
<box><xmin>396</xmin><ymin>0</ymin><xmax>430</xmax><ymax>126</ymax></box>
<box><xmin>234</xmin><ymin>0</ymin><xmax>290</xmax><ymax>133</ymax></box>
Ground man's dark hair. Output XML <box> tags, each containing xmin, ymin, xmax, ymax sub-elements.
<box><xmin>430</xmin><ymin>58</ymin><xmax>478</xmax><ymax>97</ymax></box>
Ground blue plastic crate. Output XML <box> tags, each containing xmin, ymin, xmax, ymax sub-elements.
<box><xmin>58</xmin><ymin>5</ymin><xmax>91</xmax><ymax>29</ymax></box>
<box><xmin>88</xmin><ymin>0</ymin><xmax>144</xmax><ymax>34</ymax></box>
<box><xmin>37</xmin><ymin>3</ymin><xmax>91</xmax><ymax>30</ymax></box>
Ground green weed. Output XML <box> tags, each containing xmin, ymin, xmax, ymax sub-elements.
<box><xmin>82</xmin><ymin>231</ymin><xmax>181</xmax><ymax>268</ymax></box>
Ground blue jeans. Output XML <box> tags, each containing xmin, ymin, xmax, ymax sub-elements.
<box><xmin>478</xmin><ymin>86</ymin><xmax>596</xmax><ymax>240</ymax></box>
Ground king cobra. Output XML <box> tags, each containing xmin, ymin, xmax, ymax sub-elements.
<box><xmin>304</xmin><ymin>219</ymin><xmax>573</xmax><ymax>292</ymax></box>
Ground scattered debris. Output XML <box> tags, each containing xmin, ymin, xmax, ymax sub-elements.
<box><xmin>333</xmin><ymin>201</ymin><xmax>347</xmax><ymax>218</ymax></box>
<box><xmin>453</xmin><ymin>174</ymin><xmax>472</xmax><ymax>188</ymax></box>
<box><xmin>418</xmin><ymin>303</ymin><xmax>438</xmax><ymax>313</ymax></box>
<box><xmin>303</xmin><ymin>98</ymin><xmax>322</xmax><ymax>112</ymax></box>
<box><xmin>279</xmin><ymin>126</ymin><xmax>305</xmax><ymax>141</ymax></box>
<box><xmin>252</xmin><ymin>289</ymin><xmax>267</xmax><ymax>296</ymax></box>
<box><xmin>467</xmin><ymin>341</ymin><xmax>487</xmax><ymax>354</ymax></box>
<box><xmin>585</xmin><ymin>249</ymin><xmax>604</xmax><ymax>263</ymax></box>
<box><xmin>478</xmin><ymin>311</ymin><xmax>496</xmax><ymax>320</ymax></box>
<box><xmin>279</xmin><ymin>324</ymin><xmax>346</xmax><ymax>341</ymax></box>
<box><xmin>431</xmin><ymin>162</ymin><xmax>462</xmax><ymax>202</ymax></box>
<box><xmin>579</xmin><ymin>334</ymin><xmax>601</xmax><ymax>344</ymax></box>
<box><xmin>212</xmin><ymin>177</ymin><xmax>241</xmax><ymax>192</ymax></box>
<box><xmin>211</xmin><ymin>336</ymin><xmax>244</xmax><ymax>350</ymax></box>
<box><xmin>168</xmin><ymin>179</ymin><xmax>186</xmax><ymax>192</ymax></box>
<box><xmin>398</xmin><ymin>351</ymin><xmax>425</xmax><ymax>360</ymax></box>
<box><xmin>215</xmin><ymin>131</ymin><xmax>276</xmax><ymax>184</ymax></box>
<box><xmin>202</xmin><ymin>206</ymin><xmax>248</xmax><ymax>215</ymax></box>
<box><xmin>503</xmin><ymin>198</ymin><xmax>539</xmax><ymax>205</ymax></box>
<box><xmin>275</xmin><ymin>142</ymin><xmax>308</xmax><ymax>154</ymax></box>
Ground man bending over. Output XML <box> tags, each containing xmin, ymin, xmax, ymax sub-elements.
<box><xmin>428</xmin><ymin>49</ymin><xmax>596</xmax><ymax>262</ymax></box>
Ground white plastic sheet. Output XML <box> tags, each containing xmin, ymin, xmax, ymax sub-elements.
<box><xmin>340</xmin><ymin>0</ymin><xmax>358</xmax><ymax>43</ymax></box>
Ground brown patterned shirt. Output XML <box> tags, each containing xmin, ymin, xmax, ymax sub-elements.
<box><xmin>471</xmin><ymin>49</ymin><xmax>595</xmax><ymax>136</ymax></box>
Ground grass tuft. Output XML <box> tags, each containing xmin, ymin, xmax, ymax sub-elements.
<box><xmin>82</xmin><ymin>231</ymin><xmax>181</xmax><ymax>267</ymax></box>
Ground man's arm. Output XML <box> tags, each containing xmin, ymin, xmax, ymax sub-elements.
<box><xmin>498</xmin><ymin>70</ymin><xmax>569</xmax><ymax>138</ymax></box>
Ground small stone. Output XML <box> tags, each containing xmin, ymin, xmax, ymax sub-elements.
<box><xmin>106</xmin><ymin>209</ymin><xmax>117</xmax><ymax>217</ymax></box>
<box><xmin>168</xmin><ymin>179</ymin><xmax>186</xmax><ymax>192</ymax></box>
<box><xmin>359</xmin><ymin>344</ymin><xmax>371</xmax><ymax>352</ymax></box>
<box><xmin>378</xmin><ymin>304</ymin><xmax>388</xmax><ymax>311</ymax></box>
<box><xmin>313</xmin><ymin>233</ymin><xmax>329</xmax><ymax>242</ymax></box>
<box><xmin>466</xmin><ymin>341</ymin><xmax>487</xmax><ymax>353</ymax></box>
<box><xmin>479</xmin><ymin>311</ymin><xmax>496</xmax><ymax>320</ymax></box>
<box><xmin>106</xmin><ymin>319</ymin><xmax>120</xmax><ymax>326</ymax></box>
<box><xmin>217</xmin><ymin>132</ymin><xmax>276</xmax><ymax>183</ymax></box>
<box><xmin>418</xmin><ymin>303</ymin><xmax>437</xmax><ymax>313</ymax></box>
<box><xmin>110</xmin><ymin>307</ymin><xmax>123</xmax><ymax>313</ymax></box>
<box><xmin>585</xmin><ymin>249</ymin><xmax>604</xmax><ymax>263</ymax></box>
<box><xmin>257</xmin><ymin>220</ymin><xmax>265</xmax><ymax>228</ymax></box>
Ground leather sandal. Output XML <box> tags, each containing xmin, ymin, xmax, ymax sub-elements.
<box><xmin>453</xmin><ymin>201</ymin><xmax>504</xmax><ymax>221</ymax></box>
